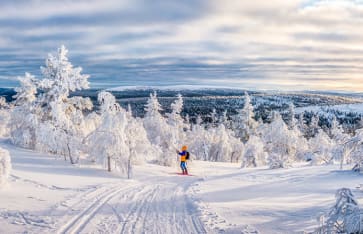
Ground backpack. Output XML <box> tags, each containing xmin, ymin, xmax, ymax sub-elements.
<box><xmin>185</xmin><ymin>151</ymin><xmax>190</xmax><ymax>160</ymax></box>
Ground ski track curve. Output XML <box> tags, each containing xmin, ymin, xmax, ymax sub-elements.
<box><xmin>55</xmin><ymin>174</ymin><xmax>209</xmax><ymax>234</ymax></box>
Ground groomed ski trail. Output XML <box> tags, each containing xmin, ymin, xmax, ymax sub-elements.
<box><xmin>56</xmin><ymin>174</ymin><xmax>208</xmax><ymax>234</ymax></box>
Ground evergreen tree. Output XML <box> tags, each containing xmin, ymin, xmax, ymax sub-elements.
<box><xmin>232</xmin><ymin>92</ymin><xmax>258</xmax><ymax>142</ymax></box>
<box><xmin>0</xmin><ymin>147</ymin><xmax>11</xmax><ymax>188</ymax></box>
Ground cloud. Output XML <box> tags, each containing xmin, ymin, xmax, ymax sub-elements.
<box><xmin>0</xmin><ymin>0</ymin><xmax>362</xmax><ymax>91</ymax></box>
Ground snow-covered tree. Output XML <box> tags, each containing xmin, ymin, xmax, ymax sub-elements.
<box><xmin>87</xmin><ymin>92</ymin><xmax>154</xmax><ymax>177</ymax></box>
<box><xmin>188</xmin><ymin>115</ymin><xmax>210</xmax><ymax>160</ymax></box>
<box><xmin>0</xmin><ymin>147</ymin><xmax>11</xmax><ymax>188</ymax></box>
<box><xmin>232</xmin><ymin>92</ymin><xmax>258</xmax><ymax>142</ymax></box>
<box><xmin>346</xmin><ymin>129</ymin><xmax>363</xmax><ymax>172</ymax></box>
<box><xmin>10</xmin><ymin>73</ymin><xmax>39</xmax><ymax>148</ymax></box>
<box><xmin>317</xmin><ymin>188</ymin><xmax>362</xmax><ymax>233</ymax></box>
<box><xmin>286</xmin><ymin>103</ymin><xmax>298</xmax><ymax>130</ymax></box>
<box><xmin>166</xmin><ymin>94</ymin><xmax>188</xmax><ymax>149</ymax></box>
<box><xmin>309</xmin><ymin>129</ymin><xmax>334</xmax><ymax>165</ymax></box>
<box><xmin>260</xmin><ymin>112</ymin><xmax>300</xmax><ymax>169</ymax></box>
<box><xmin>209</xmin><ymin>125</ymin><xmax>233</xmax><ymax>162</ymax></box>
<box><xmin>220</xmin><ymin>110</ymin><xmax>231</xmax><ymax>129</ymax></box>
<box><xmin>210</xmin><ymin>108</ymin><xmax>218</xmax><ymax>128</ymax></box>
<box><xmin>143</xmin><ymin>92</ymin><xmax>174</xmax><ymax>166</ymax></box>
<box><xmin>0</xmin><ymin>97</ymin><xmax>10</xmax><ymax>137</ymax></box>
<box><xmin>297</xmin><ymin>112</ymin><xmax>308</xmax><ymax>137</ymax></box>
<box><xmin>307</xmin><ymin>114</ymin><xmax>320</xmax><ymax>138</ymax></box>
<box><xmin>10</xmin><ymin>46</ymin><xmax>92</xmax><ymax>164</ymax></box>
<box><xmin>241</xmin><ymin>135</ymin><xmax>266</xmax><ymax>168</ymax></box>
<box><xmin>328</xmin><ymin>116</ymin><xmax>350</xmax><ymax>168</ymax></box>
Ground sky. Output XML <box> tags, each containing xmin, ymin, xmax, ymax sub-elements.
<box><xmin>0</xmin><ymin>0</ymin><xmax>362</xmax><ymax>91</ymax></box>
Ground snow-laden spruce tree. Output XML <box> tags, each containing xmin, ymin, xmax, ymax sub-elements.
<box><xmin>87</xmin><ymin>92</ymin><xmax>155</xmax><ymax>177</ymax></box>
<box><xmin>307</xmin><ymin>114</ymin><xmax>320</xmax><ymax>138</ymax></box>
<box><xmin>260</xmin><ymin>112</ymin><xmax>300</xmax><ymax>169</ymax></box>
<box><xmin>0</xmin><ymin>147</ymin><xmax>11</xmax><ymax>188</ymax></box>
<box><xmin>232</xmin><ymin>92</ymin><xmax>258</xmax><ymax>142</ymax></box>
<box><xmin>166</xmin><ymin>94</ymin><xmax>188</xmax><ymax>150</ymax></box>
<box><xmin>187</xmin><ymin>115</ymin><xmax>211</xmax><ymax>161</ymax></box>
<box><xmin>309</xmin><ymin>129</ymin><xmax>334</xmax><ymax>165</ymax></box>
<box><xmin>35</xmin><ymin>45</ymin><xmax>92</xmax><ymax>163</ymax></box>
<box><xmin>316</xmin><ymin>188</ymin><xmax>362</xmax><ymax>233</ymax></box>
<box><xmin>241</xmin><ymin>135</ymin><xmax>266</xmax><ymax>168</ymax></box>
<box><xmin>208</xmin><ymin>125</ymin><xmax>242</xmax><ymax>162</ymax></box>
<box><xmin>143</xmin><ymin>92</ymin><xmax>175</xmax><ymax>166</ymax></box>
<box><xmin>10</xmin><ymin>73</ymin><xmax>39</xmax><ymax>148</ymax></box>
<box><xmin>10</xmin><ymin>46</ymin><xmax>93</xmax><ymax>164</ymax></box>
<box><xmin>328</xmin><ymin>116</ymin><xmax>351</xmax><ymax>168</ymax></box>
<box><xmin>286</xmin><ymin>103</ymin><xmax>298</xmax><ymax>130</ymax></box>
<box><xmin>0</xmin><ymin>97</ymin><xmax>10</xmax><ymax>137</ymax></box>
<box><xmin>347</xmin><ymin>129</ymin><xmax>363</xmax><ymax>172</ymax></box>
<box><xmin>297</xmin><ymin>112</ymin><xmax>308</xmax><ymax>137</ymax></box>
<box><xmin>220</xmin><ymin>110</ymin><xmax>231</xmax><ymax>129</ymax></box>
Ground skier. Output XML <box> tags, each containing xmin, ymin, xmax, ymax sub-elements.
<box><xmin>176</xmin><ymin>145</ymin><xmax>189</xmax><ymax>175</ymax></box>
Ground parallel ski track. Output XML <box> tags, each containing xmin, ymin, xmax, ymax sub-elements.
<box><xmin>56</xmin><ymin>176</ymin><xmax>207</xmax><ymax>234</ymax></box>
<box><xmin>57</xmin><ymin>183</ymin><xmax>140</xmax><ymax>234</ymax></box>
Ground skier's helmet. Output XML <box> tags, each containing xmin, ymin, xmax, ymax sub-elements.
<box><xmin>182</xmin><ymin>145</ymin><xmax>188</xmax><ymax>151</ymax></box>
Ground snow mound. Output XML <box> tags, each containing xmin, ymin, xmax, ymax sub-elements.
<box><xmin>0</xmin><ymin>147</ymin><xmax>11</xmax><ymax>187</ymax></box>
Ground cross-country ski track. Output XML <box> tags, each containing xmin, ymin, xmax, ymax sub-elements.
<box><xmin>55</xmin><ymin>175</ymin><xmax>207</xmax><ymax>234</ymax></box>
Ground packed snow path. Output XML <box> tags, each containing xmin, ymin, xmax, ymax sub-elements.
<box><xmin>56</xmin><ymin>176</ymin><xmax>207</xmax><ymax>234</ymax></box>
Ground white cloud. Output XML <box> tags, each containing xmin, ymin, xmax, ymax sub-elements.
<box><xmin>0</xmin><ymin>0</ymin><xmax>362</xmax><ymax>90</ymax></box>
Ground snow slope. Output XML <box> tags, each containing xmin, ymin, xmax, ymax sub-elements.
<box><xmin>1</xmin><ymin>139</ymin><xmax>363</xmax><ymax>233</ymax></box>
<box><xmin>0</xmin><ymin>140</ymin><xmax>208</xmax><ymax>234</ymax></box>
<box><xmin>192</xmin><ymin>161</ymin><xmax>363</xmax><ymax>233</ymax></box>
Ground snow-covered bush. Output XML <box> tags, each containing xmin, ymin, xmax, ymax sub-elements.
<box><xmin>0</xmin><ymin>97</ymin><xmax>10</xmax><ymax>137</ymax></box>
<box><xmin>316</xmin><ymin>188</ymin><xmax>362</xmax><ymax>233</ymax></box>
<box><xmin>187</xmin><ymin>115</ymin><xmax>210</xmax><ymax>161</ymax></box>
<box><xmin>209</xmin><ymin>125</ymin><xmax>235</xmax><ymax>162</ymax></box>
<box><xmin>309</xmin><ymin>129</ymin><xmax>334</xmax><ymax>165</ymax></box>
<box><xmin>260</xmin><ymin>112</ymin><xmax>300</xmax><ymax>169</ymax></box>
<box><xmin>241</xmin><ymin>135</ymin><xmax>266</xmax><ymax>168</ymax></box>
<box><xmin>0</xmin><ymin>147</ymin><xmax>11</xmax><ymax>187</ymax></box>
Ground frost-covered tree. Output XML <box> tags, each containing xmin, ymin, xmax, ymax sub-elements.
<box><xmin>286</xmin><ymin>103</ymin><xmax>298</xmax><ymax>130</ymax></box>
<box><xmin>346</xmin><ymin>129</ymin><xmax>363</xmax><ymax>172</ymax></box>
<box><xmin>0</xmin><ymin>147</ymin><xmax>11</xmax><ymax>188</ymax></box>
<box><xmin>297</xmin><ymin>112</ymin><xmax>308</xmax><ymax>137</ymax></box>
<box><xmin>209</xmin><ymin>125</ymin><xmax>232</xmax><ymax>162</ymax></box>
<box><xmin>10</xmin><ymin>73</ymin><xmax>39</xmax><ymax>147</ymax></box>
<box><xmin>232</xmin><ymin>92</ymin><xmax>258</xmax><ymax>142</ymax></box>
<box><xmin>35</xmin><ymin>46</ymin><xmax>92</xmax><ymax>163</ymax></box>
<box><xmin>309</xmin><ymin>129</ymin><xmax>334</xmax><ymax>165</ymax></box>
<box><xmin>317</xmin><ymin>188</ymin><xmax>362</xmax><ymax>233</ymax></box>
<box><xmin>143</xmin><ymin>92</ymin><xmax>174</xmax><ymax>166</ymax></box>
<box><xmin>188</xmin><ymin>115</ymin><xmax>210</xmax><ymax>161</ymax></box>
<box><xmin>166</xmin><ymin>94</ymin><xmax>188</xmax><ymax>149</ymax></box>
<box><xmin>241</xmin><ymin>135</ymin><xmax>266</xmax><ymax>168</ymax></box>
<box><xmin>87</xmin><ymin>92</ymin><xmax>154</xmax><ymax>177</ymax></box>
<box><xmin>328</xmin><ymin>116</ymin><xmax>351</xmax><ymax>168</ymax></box>
<box><xmin>260</xmin><ymin>112</ymin><xmax>300</xmax><ymax>169</ymax></box>
<box><xmin>10</xmin><ymin>46</ymin><xmax>93</xmax><ymax>164</ymax></box>
<box><xmin>219</xmin><ymin>110</ymin><xmax>232</xmax><ymax>130</ymax></box>
<box><xmin>0</xmin><ymin>97</ymin><xmax>10</xmax><ymax>137</ymax></box>
<box><xmin>307</xmin><ymin>114</ymin><xmax>320</xmax><ymax>138</ymax></box>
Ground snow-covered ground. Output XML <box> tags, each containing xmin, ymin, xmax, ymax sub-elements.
<box><xmin>1</xmin><ymin>139</ymin><xmax>363</xmax><ymax>234</ymax></box>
